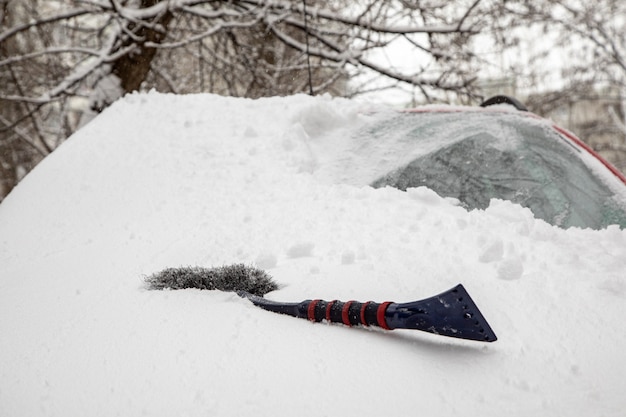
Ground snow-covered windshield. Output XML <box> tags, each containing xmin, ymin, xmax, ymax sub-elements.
<box><xmin>369</xmin><ymin>111</ymin><xmax>626</xmax><ymax>230</ymax></box>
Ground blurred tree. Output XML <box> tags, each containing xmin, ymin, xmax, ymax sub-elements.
<box><xmin>492</xmin><ymin>0</ymin><xmax>626</xmax><ymax>172</ymax></box>
<box><xmin>0</xmin><ymin>0</ymin><xmax>51</xmax><ymax>199</ymax></box>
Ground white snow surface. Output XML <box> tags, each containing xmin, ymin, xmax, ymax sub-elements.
<box><xmin>1</xmin><ymin>92</ymin><xmax>626</xmax><ymax>416</ymax></box>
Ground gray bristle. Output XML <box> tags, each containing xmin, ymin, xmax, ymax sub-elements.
<box><xmin>145</xmin><ymin>264</ymin><xmax>278</xmax><ymax>297</ymax></box>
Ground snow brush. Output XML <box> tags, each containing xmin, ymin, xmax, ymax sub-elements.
<box><xmin>145</xmin><ymin>264</ymin><xmax>497</xmax><ymax>343</ymax></box>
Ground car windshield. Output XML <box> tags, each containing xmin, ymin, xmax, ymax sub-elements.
<box><xmin>369</xmin><ymin>110</ymin><xmax>626</xmax><ymax>230</ymax></box>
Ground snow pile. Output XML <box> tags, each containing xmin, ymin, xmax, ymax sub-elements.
<box><xmin>1</xmin><ymin>92</ymin><xmax>625</xmax><ymax>417</ymax></box>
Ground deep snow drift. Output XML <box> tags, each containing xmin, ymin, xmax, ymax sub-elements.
<box><xmin>1</xmin><ymin>92</ymin><xmax>625</xmax><ymax>416</ymax></box>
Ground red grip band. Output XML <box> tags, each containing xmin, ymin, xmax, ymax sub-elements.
<box><xmin>360</xmin><ymin>301</ymin><xmax>371</xmax><ymax>326</ymax></box>
<box><xmin>308</xmin><ymin>300</ymin><xmax>320</xmax><ymax>322</ymax></box>
<box><xmin>325</xmin><ymin>300</ymin><xmax>336</xmax><ymax>322</ymax></box>
<box><xmin>341</xmin><ymin>301</ymin><xmax>354</xmax><ymax>326</ymax></box>
<box><xmin>377</xmin><ymin>302</ymin><xmax>392</xmax><ymax>330</ymax></box>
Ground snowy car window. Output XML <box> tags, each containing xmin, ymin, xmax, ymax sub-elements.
<box><xmin>370</xmin><ymin>111</ymin><xmax>626</xmax><ymax>230</ymax></box>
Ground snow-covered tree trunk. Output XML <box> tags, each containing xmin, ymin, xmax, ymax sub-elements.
<box><xmin>111</xmin><ymin>0</ymin><xmax>173</xmax><ymax>94</ymax></box>
<box><xmin>81</xmin><ymin>0</ymin><xmax>173</xmax><ymax>124</ymax></box>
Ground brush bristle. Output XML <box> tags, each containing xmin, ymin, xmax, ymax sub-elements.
<box><xmin>145</xmin><ymin>264</ymin><xmax>278</xmax><ymax>297</ymax></box>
